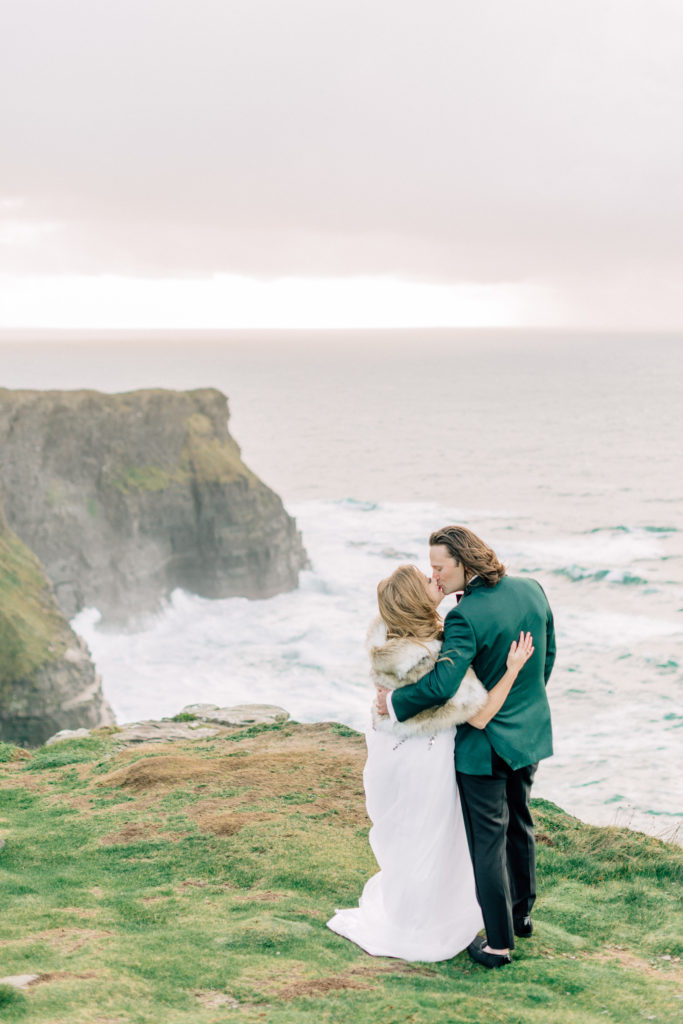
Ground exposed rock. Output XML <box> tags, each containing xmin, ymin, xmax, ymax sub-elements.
<box><xmin>0</xmin><ymin>490</ymin><xmax>114</xmax><ymax>747</ymax></box>
<box><xmin>181</xmin><ymin>703</ymin><xmax>290</xmax><ymax>726</ymax></box>
<box><xmin>0</xmin><ymin>975</ymin><xmax>40</xmax><ymax>989</ymax></box>
<box><xmin>45</xmin><ymin>728</ymin><xmax>92</xmax><ymax>746</ymax></box>
<box><xmin>0</xmin><ymin>387</ymin><xmax>308</xmax><ymax>621</ymax></box>
<box><xmin>115</xmin><ymin>720</ymin><xmax>221</xmax><ymax>744</ymax></box>
<box><xmin>43</xmin><ymin>705</ymin><xmax>291</xmax><ymax>747</ymax></box>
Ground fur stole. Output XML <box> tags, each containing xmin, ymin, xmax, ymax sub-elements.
<box><xmin>367</xmin><ymin>617</ymin><xmax>487</xmax><ymax>738</ymax></box>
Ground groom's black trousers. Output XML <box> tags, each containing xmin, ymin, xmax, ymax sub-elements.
<box><xmin>457</xmin><ymin>752</ymin><xmax>537</xmax><ymax>951</ymax></box>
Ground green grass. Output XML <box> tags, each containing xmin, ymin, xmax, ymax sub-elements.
<box><xmin>23</xmin><ymin>736</ymin><xmax>112</xmax><ymax>771</ymax></box>
<box><xmin>0</xmin><ymin>723</ymin><xmax>680</xmax><ymax>1023</ymax></box>
<box><xmin>180</xmin><ymin>412</ymin><xmax>256</xmax><ymax>486</ymax></box>
<box><xmin>0</xmin><ymin>741</ymin><xmax>26</xmax><ymax>763</ymax></box>
<box><xmin>107</xmin><ymin>464</ymin><xmax>179</xmax><ymax>494</ymax></box>
<box><xmin>103</xmin><ymin>408</ymin><xmax>257</xmax><ymax>498</ymax></box>
<box><xmin>0</xmin><ymin>525</ymin><xmax>67</xmax><ymax>688</ymax></box>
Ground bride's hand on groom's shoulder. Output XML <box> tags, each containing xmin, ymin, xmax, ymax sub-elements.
<box><xmin>506</xmin><ymin>631</ymin><xmax>534</xmax><ymax>676</ymax></box>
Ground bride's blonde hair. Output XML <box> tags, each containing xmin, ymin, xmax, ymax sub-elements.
<box><xmin>377</xmin><ymin>565</ymin><xmax>443</xmax><ymax>642</ymax></box>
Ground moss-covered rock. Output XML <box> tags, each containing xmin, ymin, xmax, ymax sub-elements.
<box><xmin>0</xmin><ymin>490</ymin><xmax>114</xmax><ymax>746</ymax></box>
<box><xmin>0</xmin><ymin>387</ymin><xmax>308</xmax><ymax>620</ymax></box>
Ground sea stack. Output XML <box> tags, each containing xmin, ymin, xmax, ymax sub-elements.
<box><xmin>0</xmin><ymin>387</ymin><xmax>308</xmax><ymax>621</ymax></box>
<box><xmin>0</xmin><ymin>488</ymin><xmax>114</xmax><ymax>746</ymax></box>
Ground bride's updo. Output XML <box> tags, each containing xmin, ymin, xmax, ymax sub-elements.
<box><xmin>377</xmin><ymin>565</ymin><xmax>443</xmax><ymax>642</ymax></box>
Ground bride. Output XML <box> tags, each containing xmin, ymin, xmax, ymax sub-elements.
<box><xmin>327</xmin><ymin>564</ymin><xmax>534</xmax><ymax>962</ymax></box>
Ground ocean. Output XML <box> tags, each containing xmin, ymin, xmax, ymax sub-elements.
<box><xmin>1</xmin><ymin>329</ymin><xmax>681</xmax><ymax>841</ymax></box>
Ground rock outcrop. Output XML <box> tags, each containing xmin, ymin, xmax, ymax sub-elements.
<box><xmin>44</xmin><ymin>704</ymin><xmax>290</xmax><ymax>747</ymax></box>
<box><xmin>0</xmin><ymin>489</ymin><xmax>114</xmax><ymax>747</ymax></box>
<box><xmin>0</xmin><ymin>387</ymin><xmax>308</xmax><ymax>620</ymax></box>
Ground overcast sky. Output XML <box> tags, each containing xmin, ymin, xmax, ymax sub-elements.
<box><xmin>1</xmin><ymin>0</ymin><xmax>682</xmax><ymax>328</ymax></box>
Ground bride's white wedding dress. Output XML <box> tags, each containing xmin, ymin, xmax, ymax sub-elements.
<box><xmin>327</xmin><ymin>619</ymin><xmax>486</xmax><ymax>961</ymax></box>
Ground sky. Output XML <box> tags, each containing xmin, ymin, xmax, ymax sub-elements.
<box><xmin>1</xmin><ymin>0</ymin><xmax>682</xmax><ymax>329</ymax></box>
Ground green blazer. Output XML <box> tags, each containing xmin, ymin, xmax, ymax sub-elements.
<box><xmin>390</xmin><ymin>575</ymin><xmax>556</xmax><ymax>775</ymax></box>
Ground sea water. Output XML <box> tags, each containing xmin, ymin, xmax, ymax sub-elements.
<box><xmin>1</xmin><ymin>329</ymin><xmax>681</xmax><ymax>841</ymax></box>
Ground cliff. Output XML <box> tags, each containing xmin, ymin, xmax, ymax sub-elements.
<box><xmin>0</xmin><ymin>490</ymin><xmax>114</xmax><ymax>746</ymax></box>
<box><xmin>0</xmin><ymin>387</ymin><xmax>308</xmax><ymax>620</ymax></box>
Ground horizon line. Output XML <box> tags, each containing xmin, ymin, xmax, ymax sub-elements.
<box><xmin>1</xmin><ymin>325</ymin><xmax>682</xmax><ymax>337</ymax></box>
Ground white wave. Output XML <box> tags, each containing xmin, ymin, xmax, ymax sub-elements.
<box><xmin>517</xmin><ymin>529</ymin><xmax>664</xmax><ymax>570</ymax></box>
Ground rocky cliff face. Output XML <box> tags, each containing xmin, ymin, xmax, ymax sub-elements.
<box><xmin>0</xmin><ymin>489</ymin><xmax>114</xmax><ymax>746</ymax></box>
<box><xmin>0</xmin><ymin>387</ymin><xmax>308</xmax><ymax>621</ymax></box>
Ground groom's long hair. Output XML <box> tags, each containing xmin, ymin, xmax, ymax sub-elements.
<box><xmin>429</xmin><ymin>526</ymin><xmax>506</xmax><ymax>586</ymax></box>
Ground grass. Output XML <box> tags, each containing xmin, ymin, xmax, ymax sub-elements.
<box><xmin>0</xmin><ymin>524</ymin><xmax>67</xmax><ymax>689</ymax></box>
<box><xmin>107</xmin><ymin>465</ymin><xmax>179</xmax><ymax>495</ymax></box>
<box><xmin>103</xmin><ymin>408</ymin><xmax>257</xmax><ymax>497</ymax></box>
<box><xmin>180</xmin><ymin>412</ymin><xmax>257</xmax><ymax>486</ymax></box>
<box><xmin>0</xmin><ymin>721</ymin><xmax>681</xmax><ymax>1023</ymax></box>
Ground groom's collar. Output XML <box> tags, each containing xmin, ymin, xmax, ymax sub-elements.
<box><xmin>463</xmin><ymin>574</ymin><xmax>484</xmax><ymax>595</ymax></box>
<box><xmin>455</xmin><ymin>575</ymin><xmax>483</xmax><ymax>603</ymax></box>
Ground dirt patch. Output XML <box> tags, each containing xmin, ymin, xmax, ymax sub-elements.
<box><xmin>235</xmin><ymin>958</ymin><xmax>431</xmax><ymax>1002</ymax></box>
<box><xmin>276</xmin><ymin>962</ymin><xmax>435</xmax><ymax>1000</ymax></box>
<box><xmin>97</xmin><ymin>753</ymin><xmax>222</xmax><ymax>792</ymax></box>
<box><xmin>278</xmin><ymin>974</ymin><xmax>371</xmax><ymax>997</ymax></box>
<box><xmin>231</xmin><ymin>890</ymin><xmax>284</xmax><ymax>904</ymax></box>
<box><xmin>207</xmin><ymin>749</ymin><xmax>367</xmax><ymax>823</ymax></box>
<box><xmin>195</xmin><ymin>990</ymin><xmax>240</xmax><ymax>1008</ymax></box>
<box><xmin>535</xmin><ymin>831</ymin><xmax>555</xmax><ymax>846</ymax></box>
<box><xmin>0</xmin><ymin>748</ymin><xmax>31</xmax><ymax>765</ymax></box>
<box><xmin>278</xmin><ymin>970</ymin><xmax>370</xmax><ymax>995</ymax></box>
<box><xmin>47</xmin><ymin>793</ymin><xmax>93</xmax><ymax>812</ymax></box>
<box><xmin>191</xmin><ymin>807</ymin><xmax>276</xmax><ymax>836</ymax></box>
<box><xmin>590</xmin><ymin>946</ymin><xmax>681</xmax><ymax>979</ymax></box>
<box><xmin>100</xmin><ymin>821</ymin><xmax>183</xmax><ymax>846</ymax></box>
<box><xmin>216</xmin><ymin>723</ymin><xmax>367</xmax><ymax>800</ymax></box>
<box><xmin>0</xmin><ymin>771</ymin><xmax>45</xmax><ymax>792</ymax></box>
<box><xmin>30</xmin><ymin>970</ymin><xmax>101</xmax><ymax>985</ymax></box>
<box><xmin>0</xmin><ymin>928</ymin><xmax>112</xmax><ymax>954</ymax></box>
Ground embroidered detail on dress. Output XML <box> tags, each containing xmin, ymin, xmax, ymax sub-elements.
<box><xmin>428</xmin><ymin>735</ymin><xmax>436</xmax><ymax>749</ymax></box>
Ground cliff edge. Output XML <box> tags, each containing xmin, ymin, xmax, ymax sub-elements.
<box><xmin>0</xmin><ymin>490</ymin><xmax>114</xmax><ymax>746</ymax></box>
<box><xmin>0</xmin><ymin>721</ymin><xmax>680</xmax><ymax>1020</ymax></box>
<box><xmin>0</xmin><ymin>387</ymin><xmax>308</xmax><ymax>620</ymax></box>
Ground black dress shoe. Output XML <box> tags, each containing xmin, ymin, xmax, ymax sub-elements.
<box><xmin>514</xmin><ymin>915</ymin><xmax>533</xmax><ymax>938</ymax></box>
<box><xmin>467</xmin><ymin>935</ymin><xmax>512</xmax><ymax>968</ymax></box>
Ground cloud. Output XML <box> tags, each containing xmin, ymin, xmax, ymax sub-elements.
<box><xmin>1</xmin><ymin>1</ymin><xmax>682</xmax><ymax>324</ymax></box>
<box><xmin>0</xmin><ymin>272</ymin><xmax>549</xmax><ymax>329</ymax></box>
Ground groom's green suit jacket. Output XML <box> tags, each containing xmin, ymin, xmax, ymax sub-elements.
<box><xmin>390</xmin><ymin>575</ymin><xmax>556</xmax><ymax>775</ymax></box>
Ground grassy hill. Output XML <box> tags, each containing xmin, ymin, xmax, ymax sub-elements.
<box><xmin>0</xmin><ymin>721</ymin><xmax>681</xmax><ymax>1023</ymax></box>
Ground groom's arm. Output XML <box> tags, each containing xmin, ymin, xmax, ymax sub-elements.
<box><xmin>390</xmin><ymin>612</ymin><xmax>477</xmax><ymax>723</ymax></box>
<box><xmin>544</xmin><ymin>607</ymin><xmax>556</xmax><ymax>684</ymax></box>
<box><xmin>531</xmin><ymin>579</ymin><xmax>556</xmax><ymax>686</ymax></box>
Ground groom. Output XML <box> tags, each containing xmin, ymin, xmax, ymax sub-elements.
<box><xmin>376</xmin><ymin>525</ymin><xmax>556</xmax><ymax>968</ymax></box>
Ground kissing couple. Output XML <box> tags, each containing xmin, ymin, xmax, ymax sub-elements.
<box><xmin>328</xmin><ymin>525</ymin><xmax>556</xmax><ymax>968</ymax></box>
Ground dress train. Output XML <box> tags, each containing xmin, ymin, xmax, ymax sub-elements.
<box><xmin>327</xmin><ymin>724</ymin><xmax>483</xmax><ymax>961</ymax></box>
